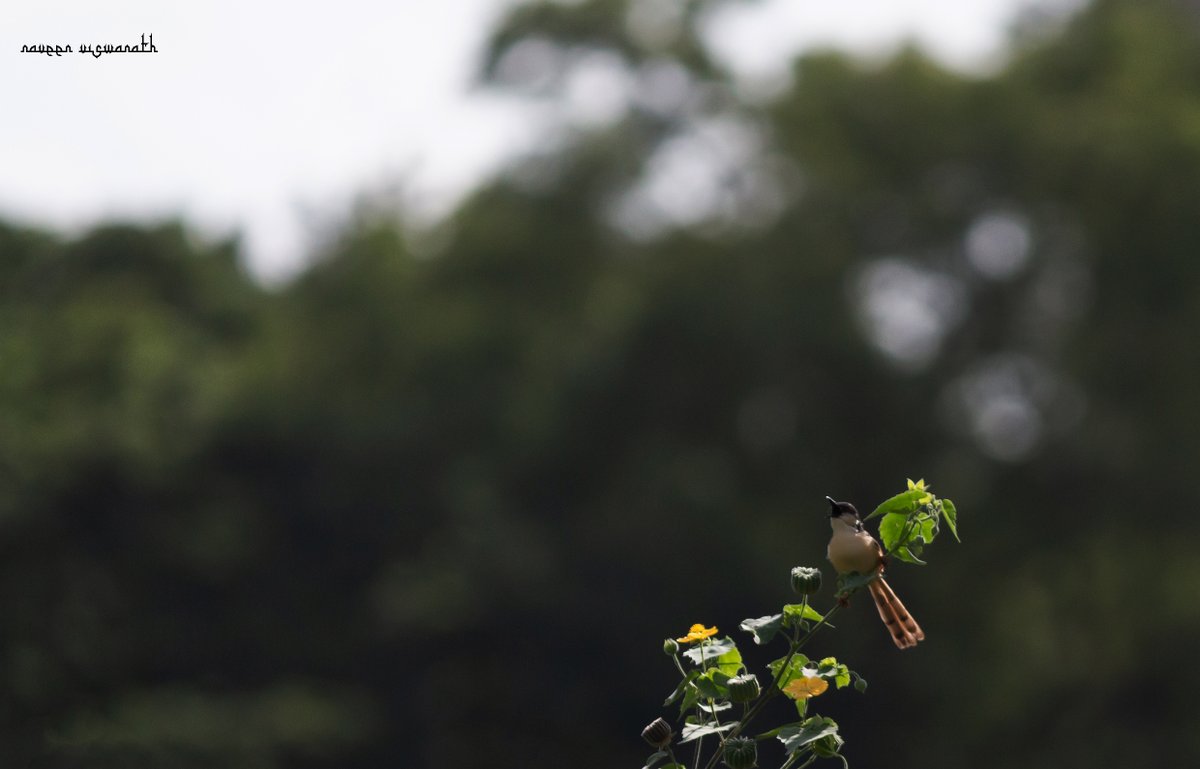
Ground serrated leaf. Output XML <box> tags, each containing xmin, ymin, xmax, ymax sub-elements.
<box><xmin>878</xmin><ymin>512</ymin><xmax>908</xmax><ymax>554</ymax></box>
<box><xmin>880</xmin><ymin>509</ymin><xmax>938</xmax><ymax>557</ymax></box>
<box><xmin>694</xmin><ymin>669</ymin><xmax>731</xmax><ymax>701</ymax></box>
<box><xmin>777</xmin><ymin>717</ymin><xmax>840</xmax><ymax>755</ymax></box>
<box><xmin>941</xmin><ymin>498</ymin><xmax>960</xmax><ymax>542</ymax></box>
<box><xmin>740</xmin><ymin>614</ymin><xmax>783</xmax><ymax>645</ymax></box>
<box><xmin>679</xmin><ymin>721</ymin><xmax>739</xmax><ymax>744</ymax></box>
<box><xmin>767</xmin><ymin>654</ymin><xmax>810</xmax><ymax>690</ymax></box>
<box><xmin>782</xmin><ymin>603</ymin><xmax>825</xmax><ymax>626</ymax></box>
<box><xmin>682</xmin><ymin>637</ymin><xmax>737</xmax><ymax>666</ymax></box>
<box><xmin>917</xmin><ymin>511</ymin><xmax>938</xmax><ymax>544</ymax></box>
<box><xmin>716</xmin><ymin>646</ymin><xmax>743</xmax><ymax>677</ymax></box>
<box><xmin>865</xmin><ymin>488</ymin><xmax>926</xmax><ymax>520</ymax></box>
<box><xmin>815</xmin><ymin>657</ymin><xmax>851</xmax><ymax>688</ymax></box>
<box><xmin>697</xmin><ymin>700</ymin><xmax>732</xmax><ymax>715</ymax></box>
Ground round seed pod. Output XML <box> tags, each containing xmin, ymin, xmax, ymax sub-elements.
<box><xmin>790</xmin><ymin>566</ymin><xmax>822</xmax><ymax>596</ymax></box>
<box><xmin>728</xmin><ymin>674</ymin><xmax>761</xmax><ymax>703</ymax></box>
<box><xmin>641</xmin><ymin>717</ymin><xmax>673</xmax><ymax>748</ymax></box>
<box><xmin>723</xmin><ymin>736</ymin><xmax>757</xmax><ymax>769</ymax></box>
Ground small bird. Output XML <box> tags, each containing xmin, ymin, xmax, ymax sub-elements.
<box><xmin>825</xmin><ymin>496</ymin><xmax>924</xmax><ymax>649</ymax></box>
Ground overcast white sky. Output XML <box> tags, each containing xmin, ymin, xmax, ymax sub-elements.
<box><xmin>2</xmin><ymin>0</ymin><xmax>1048</xmax><ymax>281</ymax></box>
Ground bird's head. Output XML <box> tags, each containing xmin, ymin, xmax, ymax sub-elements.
<box><xmin>826</xmin><ymin>496</ymin><xmax>861</xmax><ymax>526</ymax></box>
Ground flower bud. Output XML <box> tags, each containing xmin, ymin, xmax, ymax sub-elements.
<box><xmin>722</xmin><ymin>736</ymin><xmax>757</xmax><ymax>769</ymax></box>
<box><xmin>790</xmin><ymin>566</ymin><xmax>822</xmax><ymax>596</ymax></box>
<box><xmin>663</xmin><ymin>638</ymin><xmax>680</xmax><ymax>656</ymax></box>
<box><xmin>641</xmin><ymin>717</ymin><xmax>673</xmax><ymax>748</ymax></box>
<box><xmin>853</xmin><ymin>675</ymin><xmax>868</xmax><ymax>693</ymax></box>
<box><xmin>728</xmin><ymin>673</ymin><xmax>761</xmax><ymax>703</ymax></box>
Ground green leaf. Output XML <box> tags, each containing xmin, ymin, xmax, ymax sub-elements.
<box><xmin>865</xmin><ymin>488</ymin><xmax>926</xmax><ymax>520</ymax></box>
<box><xmin>892</xmin><ymin>544</ymin><xmax>928</xmax><ymax>565</ymax></box>
<box><xmin>694</xmin><ymin>669</ymin><xmax>731</xmax><ymax>701</ymax></box>
<box><xmin>777</xmin><ymin>716</ymin><xmax>840</xmax><ymax>755</ymax></box>
<box><xmin>682</xmin><ymin>637</ymin><xmax>737</xmax><ymax>666</ymax></box>
<box><xmin>642</xmin><ymin>750</ymin><xmax>668</xmax><ymax>769</ymax></box>
<box><xmin>739</xmin><ymin>614</ymin><xmax>783</xmax><ymax>645</ymax></box>
<box><xmin>782</xmin><ymin>603</ymin><xmax>825</xmax><ymax>626</ymax></box>
<box><xmin>878</xmin><ymin>512</ymin><xmax>908</xmax><ymax>553</ymax></box>
<box><xmin>697</xmin><ymin>700</ymin><xmax>732</xmax><ymax>715</ymax></box>
<box><xmin>755</xmin><ymin>722</ymin><xmax>803</xmax><ymax>741</ymax></box>
<box><xmin>880</xmin><ymin>509</ymin><xmax>937</xmax><ymax>559</ymax></box>
<box><xmin>794</xmin><ymin>697</ymin><xmax>808</xmax><ymax>718</ymax></box>
<box><xmin>679</xmin><ymin>685</ymin><xmax>698</xmax><ymax>717</ymax></box>
<box><xmin>716</xmin><ymin>646</ymin><xmax>744</xmax><ymax>677</ymax></box>
<box><xmin>664</xmin><ymin>670</ymin><xmax>700</xmax><ymax>707</ymax></box>
<box><xmin>917</xmin><ymin>511</ymin><xmax>939</xmax><ymax>543</ymax></box>
<box><xmin>767</xmin><ymin>654</ymin><xmax>810</xmax><ymax>689</ymax></box>
<box><xmin>941</xmin><ymin>498</ymin><xmax>960</xmax><ymax>542</ymax></box>
<box><xmin>816</xmin><ymin>657</ymin><xmax>851</xmax><ymax>689</ymax></box>
<box><xmin>679</xmin><ymin>721</ymin><xmax>739</xmax><ymax>744</ymax></box>
<box><xmin>834</xmin><ymin>571</ymin><xmax>878</xmax><ymax>599</ymax></box>
<box><xmin>811</xmin><ymin>732</ymin><xmax>845</xmax><ymax>758</ymax></box>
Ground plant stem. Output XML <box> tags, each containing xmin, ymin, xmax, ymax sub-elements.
<box><xmin>699</xmin><ymin>602</ymin><xmax>842</xmax><ymax>769</ymax></box>
<box><xmin>693</xmin><ymin>636</ymin><xmax>712</xmax><ymax>769</ymax></box>
<box><xmin>780</xmin><ymin>751</ymin><xmax>818</xmax><ymax>769</ymax></box>
<box><xmin>889</xmin><ymin>516</ymin><xmax>916</xmax><ymax>558</ymax></box>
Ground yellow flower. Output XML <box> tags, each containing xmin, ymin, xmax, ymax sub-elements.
<box><xmin>907</xmin><ymin>478</ymin><xmax>933</xmax><ymax>505</ymax></box>
<box><xmin>676</xmin><ymin>623</ymin><xmax>719</xmax><ymax>644</ymax></box>
<box><xmin>782</xmin><ymin>676</ymin><xmax>829</xmax><ymax>700</ymax></box>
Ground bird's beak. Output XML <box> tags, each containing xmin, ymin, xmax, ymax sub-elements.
<box><xmin>825</xmin><ymin>496</ymin><xmax>838</xmax><ymax>515</ymax></box>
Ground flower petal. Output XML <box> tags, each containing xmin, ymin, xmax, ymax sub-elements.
<box><xmin>676</xmin><ymin>623</ymin><xmax>719</xmax><ymax>643</ymax></box>
<box><xmin>782</xmin><ymin>676</ymin><xmax>829</xmax><ymax>700</ymax></box>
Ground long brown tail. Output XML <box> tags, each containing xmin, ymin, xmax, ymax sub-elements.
<box><xmin>867</xmin><ymin>578</ymin><xmax>924</xmax><ymax>649</ymax></box>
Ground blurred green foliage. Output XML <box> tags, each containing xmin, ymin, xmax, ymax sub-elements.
<box><xmin>4</xmin><ymin>0</ymin><xmax>1200</xmax><ymax>766</ymax></box>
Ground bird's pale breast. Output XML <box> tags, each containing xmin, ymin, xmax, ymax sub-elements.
<box><xmin>827</xmin><ymin>527</ymin><xmax>881</xmax><ymax>574</ymax></box>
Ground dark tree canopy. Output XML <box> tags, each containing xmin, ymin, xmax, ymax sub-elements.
<box><xmin>4</xmin><ymin>1</ymin><xmax>1199</xmax><ymax>766</ymax></box>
